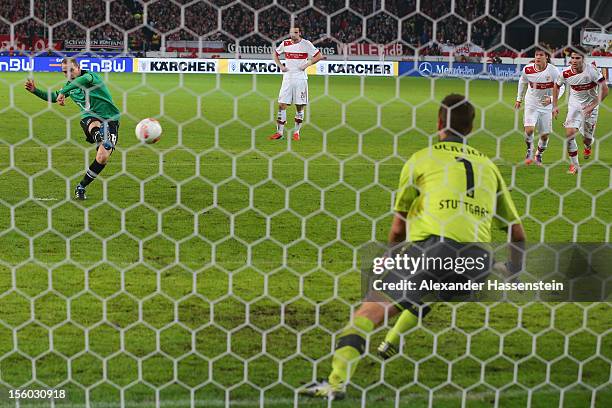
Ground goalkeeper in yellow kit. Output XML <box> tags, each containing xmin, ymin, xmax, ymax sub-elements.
<box><xmin>300</xmin><ymin>94</ymin><xmax>526</xmax><ymax>400</ymax></box>
<box><xmin>25</xmin><ymin>57</ymin><xmax>120</xmax><ymax>200</ymax></box>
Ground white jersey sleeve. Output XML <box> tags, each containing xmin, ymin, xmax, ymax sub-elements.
<box><xmin>589</xmin><ymin>63</ymin><xmax>605</xmax><ymax>83</ymax></box>
<box><xmin>558</xmin><ymin>84</ymin><xmax>566</xmax><ymax>99</ymax></box>
<box><xmin>556</xmin><ymin>68</ymin><xmax>567</xmax><ymax>102</ymax></box>
<box><xmin>550</xmin><ymin>66</ymin><xmax>565</xmax><ymax>99</ymax></box>
<box><xmin>275</xmin><ymin>42</ymin><xmax>284</xmax><ymax>55</ymax></box>
<box><xmin>517</xmin><ymin>69</ymin><xmax>528</xmax><ymax>102</ymax></box>
<box><xmin>306</xmin><ymin>40</ymin><xmax>320</xmax><ymax>58</ymax></box>
<box><xmin>556</xmin><ymin>70</ymin><xmax>566</xmax><ymax>87</ymax></box>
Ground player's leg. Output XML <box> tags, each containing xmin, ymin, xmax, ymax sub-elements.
<box><xmin>292</xmin><ymin>80</ymin><xmax>308</xmax><ymax>141</ymax></box>
<box><xmin>582</xmin><ymin>133</ymin><xmax>592</xmax><ymax>159</ymax></box>
<box><xmin>535</xmin><ymin>110</ymin><xmax>552</xmax><ymax>166</ymax></box>
<box><xmin>377</xmin><ymin>239</ymin><xmax>489</xmax><ymax>359</ymax></box>
<box><xmin>581</xmin><ymin>107</ymin><xmax>598</xmax><ymax>160</ymax></box>
<box><xmin>563</xmin><ymin>105</ymin><xmax>582</xmax><ymax>174</ymax></box>
<box><xmin>566</xmin><ymin>127</ymin><xmax>580</xmax><ymax>174</ymax></box>
<box><xmin>300</xmin><ymin>295</ymin><xmax>397</xmax><ymax>400</ymax></box>
<box><xmin>523</xmin><ymin>126</ymin><xmax>535</xmax><ymax>164</ymax></box>
<box><xmin>377</xmin><ymin>307</ymin><xmax>420</xmax><ymax>358</ymax></box>
<box><xmin>75</xmin><ymin>119</ymin><xmax>118</xmax><ymax>199</ymax></box>
<box><xmin>535</xmin><ymin>134</ymin><xmax>549</xmax><ymax>166</ymax></box>
<box><xmin>270</xmin><ymin>79</ymin><xmax>291</xmax><ymax>140</ymax></box>
<box><xmin>293</xmin><ymin>104</ymin><xmax>304</xmax><ymax>141</ymax></box>
<box><xmin>523</xmin><ymin>106</ymin><xmax>537</xmax><ymax>164</ymax></box>
<box><xmin>269</xmin><ymin>102</ymin><xmax>288</xmax><ymax>140</ymax></box>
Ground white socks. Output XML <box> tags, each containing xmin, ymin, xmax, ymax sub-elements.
<box><xmin>537</xmin><ymin>138</ymin><xmax>548</xmax><ymax>155</ymax></box>
<box><xmin>525</xmin><ymin>132</ymin><xmax>534</xmax><ymax>156</ymax></box>
<box><xmin>294</xmin><ymin>110</ymin><xmax>304</xmax><ymax>132</ymax></box>
<box><xmin>277</xmin><ymin>109</ymin><xmax>286</xmax><ymax>134</ymax></box>
<box><xmin>568</xmin><ymin>138</ymin><xmax>579</xmax><ymax>166</ymax></box>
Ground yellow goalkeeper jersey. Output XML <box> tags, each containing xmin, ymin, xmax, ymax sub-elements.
<box><xmin>394</xmin><ymin>141</ymin><xmax>520</xmax><ymax>243</ymax></box>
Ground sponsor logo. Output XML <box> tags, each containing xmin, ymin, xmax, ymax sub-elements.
<box><xmin>227</xmin><ymin>43</ymin><xmax>336</xmax><ymax>55</ymax></box>
<box><xmin>326</xmin><ymin>63</ymin><xmax>392</xmax><ymax>75</ymax></box>
<box><xmin>529</xmin><ymin>82</ymin><xmax>554</xmax><ymax>89</ymax></box>
<box><xmin>570</xmin><ymin>82</ymin><xmax>597</xmax><ymax>91</ymax></box>
<box><xmin>238</xmin><ymin>61</ymin><xmax>282</xmax><ymax>73</ymax></box>
<box><xmin>339</xmin><ymin>43</ymin><xmax>404</xmax><ymax>56</ymax></box>
<box><xmin>64</xmin><ymin>38</ymin><xmax>124</xmax><ymax>50</ymax></box>
<box><xmin>487</xmin><ymin>64</ymin><xmax>519</xmax><ymax>80</ymax></box>
<box><xmin>79</xmin><ymin>59</ymin><xmax>126</xmax><ymax>73</ymax></box>
<box><xmin>145</xmin><ymin>60</ymin><xmax>217</xmax><ymax>73</ymax></box>
<box><xmin>434</xmin><ymin>64</ymin><xmax>475</xmax><ymax>77</ymax></box>
<box><xmin>487</xmin><ymin>64</ymin><xmax>495</xmax><ymax>77</ymax></box>
<box><xmin>418</xmin><ymin>62</ymin><xmax>433</xmax><ymax>76</ymax></box>
<box><xmin>285</xmin><ymin>52</ymin><xmax>308</xmax><ymax>59</ymax></box>
<box><xmin>0</xmin><ymin>58</ymin><xmax>34</xmax><ymax>72</ymax></box>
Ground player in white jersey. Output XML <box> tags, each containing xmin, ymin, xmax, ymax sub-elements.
<box><xmin>553</xmin><ymin>46</ymin><xmax>608</xmax><ymax>174</ymax></box>
<box><xmin>515</xmin><ymin>48</ymin><xmax>564</xmax><ymax>166</ymax></box>
<box><xmin>268</xmin><ymin>27</ymin><xmax>322</xmax><ymax>141</ymax></box>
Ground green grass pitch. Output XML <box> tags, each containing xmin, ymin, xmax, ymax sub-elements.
<box><xmin>0</xmin><ymin>72</ymin><xmax>610</xmax><ymax>407</ymax></box>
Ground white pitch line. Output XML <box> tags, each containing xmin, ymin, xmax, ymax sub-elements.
<box><xmin>0</xmin><ymin>388</ymin><xmax>598</xmax><ymax>408</ymax></box>
<box><xmin>33</xmin><ymin>197</ymin><xmax>59</xmax><ymax>201</ymax></box>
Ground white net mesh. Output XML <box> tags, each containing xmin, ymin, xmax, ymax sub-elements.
<box><xmin>0</xmin><ymin>0</ymin><xmax>611</xmax><ymax>407</ymax></box>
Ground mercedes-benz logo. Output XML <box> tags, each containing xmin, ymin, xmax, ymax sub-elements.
<box><xmin>487</xmin><ymin>64</ymin><xmax>495</xmax><ymax>78</ymax></box>
<box><xmin>418</xmin><ymin>62</ymin><xmax>433</xmax><ymax>76</ymax></box>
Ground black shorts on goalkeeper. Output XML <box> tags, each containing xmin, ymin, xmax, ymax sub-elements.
<box><xmin>373</xmin><ymin>236</ymin><xmax>493</xmax><ymax>317</ymax></box>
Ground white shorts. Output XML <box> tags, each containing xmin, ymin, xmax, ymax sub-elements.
<box><xmin>524</xmin><ymin>106</ymin><xmax>552</xmax><ymax>134</ymax></box>
<box><xmin>278</xmin><ymin>78</ymin><xmax>308</xmax><ymax>105</ymax></box>
<box><xmin>564</xmin><ymin>104</ymin><xmax>599</xmax><ymax>140</ymax></box>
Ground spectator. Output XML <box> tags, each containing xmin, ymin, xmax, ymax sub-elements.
<box><xmin>0</xmin><ymin>0</ymin><xmax>531</xmax><ymax>57</ymax></box>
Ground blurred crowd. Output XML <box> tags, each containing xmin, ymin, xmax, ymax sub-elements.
<box><xmin>1</xmin><ymin>0</ymin><xmax>609</xmax><ymax>57</ymax></box>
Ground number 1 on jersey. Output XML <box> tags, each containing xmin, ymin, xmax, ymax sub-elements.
<box><xmin>456</xmin><ymin>157</ymin><xmax>475</xmax><ymax>198</ymax></box>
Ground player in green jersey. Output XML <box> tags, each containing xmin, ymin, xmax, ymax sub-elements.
<box><xmin>25</xmin><ymin>57</ymin><xmax>120</xmax><ymax>200</ymax></box>
<box><xmin>300</xmin><ymin>94</ymin><xmax>526</xmax><ymax>401</ymax></box>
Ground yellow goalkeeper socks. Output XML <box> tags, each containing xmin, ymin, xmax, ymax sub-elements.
<box><xmin>384</xmin><ymin>309</ymin><xmax>418</xmax><ymax>347</ymax></box>
<box><xmin>328</xmin><ymin>315</ymin><xmax>374</xmax><ymax>388</ymax></box>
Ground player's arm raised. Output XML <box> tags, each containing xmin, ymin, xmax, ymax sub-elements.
<box><xmin>25</xmin><ymin>79</ymin><xmax>60</xmax><ymax>103</ymax></box>
<box><xmin>58</xmin><ymin>72</ymin><xmax>93</xmax><ymax>95</ymax></box>
<box><xmin>55</xmin><ymin>73</ymin><xmax>93</xmax><ymax>105</ymax></box>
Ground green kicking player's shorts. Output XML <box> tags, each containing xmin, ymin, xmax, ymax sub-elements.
<box><xmin>80</xmin><ymin>117</ymin><xmax>120</xmax><ymax>150</ymax></box>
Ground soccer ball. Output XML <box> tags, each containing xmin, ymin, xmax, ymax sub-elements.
<box><xmin>135</xmin><ymin>118</ymin><xmax>162</xmax><ymax>144</ymax></box>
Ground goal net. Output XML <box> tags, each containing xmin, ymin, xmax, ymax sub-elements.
<box><xmin>0</xmin><ymin>1</ymin><xmax>610</xmax><ymax>406</ymax></box>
